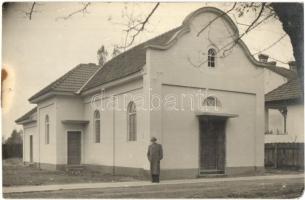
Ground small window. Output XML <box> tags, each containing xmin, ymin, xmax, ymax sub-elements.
<box><xmin>208</xmin><ymin>48</ymin><xmax>216</xmax><ymax>67</ymax></box>
<box><xmin>203</xmin><ymin>96</ymin><xmax>222</xmax><ymax>108</ymax></box>
<box><xmin>94</xmin><ymin>110</ymin><xmax>101</xmax><ymax>143</ymax></box>
<box><xmin>127</xmin><ymin>102</ymin><xmax>137</xmax><ymax>141</ymax></box>
<box><xmin>45</xmin><ymin>115</ymin><xmax>50</xmax><ymax>144</ymax></box>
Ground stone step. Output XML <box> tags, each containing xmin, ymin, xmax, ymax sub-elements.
<box><xmin>65</xmin><ymin>165</ymin><xmax>86</xmax><ymax>175</ymax></box>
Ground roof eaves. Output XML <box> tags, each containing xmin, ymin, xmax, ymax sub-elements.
<box><xmin>15</xmin><ymin>107</ymin><xmax>37</xmax><ymax>124</ymax></box>
<box><xmin>28</xmin><ymin>65</ymin><xmax>82</xmax><ymax>102</ymax></box>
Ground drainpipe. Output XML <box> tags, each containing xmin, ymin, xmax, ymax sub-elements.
<box><xmin>112</xmin><ymin>95</ymin><xmax>116</xmax><ymax>176</ymax></box>
<box><xmin>38</xmin><ymin>108</ymin><xmax>40</xmax><ymax>168</ymax></box>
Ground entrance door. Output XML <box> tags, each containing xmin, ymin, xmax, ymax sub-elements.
<box><xmin>199</xmin><ymin>118</ymin><xmax>225</xmax><ymax>174</ymax></box>
<box><xmin>29</xmin><ymin>135</ymin><xmax>33</xmax><ymax>163</ymax></box>
<box><xmin>67</xmin><ymin>131</ymin><xmax>81</xmax><ymax>165</ymax></box>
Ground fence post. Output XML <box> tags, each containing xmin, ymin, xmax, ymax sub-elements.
<box><xmin>274</xmin><ymin>143</ymin><xmax>278</xmax><ymax>169</ymax></box>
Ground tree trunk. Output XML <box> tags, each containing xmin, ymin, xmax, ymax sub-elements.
<box><xmin>272</xmin><ymin>3</ymin><xmax>304</xmax><ymax>89</ymax></box>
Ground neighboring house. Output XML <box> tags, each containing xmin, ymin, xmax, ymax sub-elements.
<box><xmin>16</xmin><ymin>7</ymin><xmax>284</xmax><ymax>179</ymax></box>
<box><xmin>258</xmin><ymin>54</ymin><xmax>304</xmax><ymax>143</ymax></box>
<box><xmin>265</xmin><ymin>78</ymin><xmax>304</xmax><ymax>143</ymax></box>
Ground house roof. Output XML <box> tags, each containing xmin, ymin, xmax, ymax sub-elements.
<box><xmin>264</xmin><ymin>65</ymin><xmax>297</xmax><ymax>80</ymax></box>
<box><xmin>81</xmin><ymin>26</ymin><xmax>183</xmax><ymax>91</ymax></box>
<box><xmin>265</xmin><ymin>78</ymin><xmax>303</xmax><ymax>102</ymax></box>
<box><xmin>29</xmin><ymin>63</ymin><xmax>100</xmax><ymax>102</ymax></box>
<box><xmin>15</xmin><ymin>107</ymin><xmax>37</xmax><ymax>124</ymax></box>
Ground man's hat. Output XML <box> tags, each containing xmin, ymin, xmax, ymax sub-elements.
<box><xmin>150</xmin><ymin>137</ymin><xmax>157</xmax><ymax>142</ymax></box>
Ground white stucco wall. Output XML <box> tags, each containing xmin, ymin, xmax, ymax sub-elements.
<box><xmin>263</xmin><ymin>69</ymin><xmax>287</xmax><ymax>94</ymax></box>
<box><xmin>265</xmin><ymin>104</ymin><xmax>304</xmax><ymax>143</ymax></box>
<box><xmin>82</xmin><ymin>78</ymin><xmax>149</xmax><ymax>169</ymax></box>
<box><xmin>23</xmin><ymin>122</ymin><xmax>38</xmax><ymax>163</ymax></box>
<box><xmin>37</xmin><ymin>98</ymin><xmax>57</xmax><ymax>164</ymax></box>
<box><xmin>55</xmin><ymin>95</ymin><xmax>85</xmax><ymax>165</ymax></box>
<box><xmin>146</xmin><ymin>10</ymin><xmax>265</xmax><ymax>170</ymax></box>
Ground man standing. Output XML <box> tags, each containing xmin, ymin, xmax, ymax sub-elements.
<box><xmin>147</xmin><ymin>137</ymin><xmax>163</xmax><ymax>183</ymax></box>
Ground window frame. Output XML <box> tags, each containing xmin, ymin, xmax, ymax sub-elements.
<box><xmin>208</xmin><ymin>48</ymin><xmax>216</xmax><ymax>68</ymax></box>
<box><xmin>203</xmin><ymin>96</ymin><xmax>222</xmax><ymax>110</ymax></box>
<box><xmin>127</xmin><ymin>101</ymin><xmax>137</xmax><ymax>142</ymax></box>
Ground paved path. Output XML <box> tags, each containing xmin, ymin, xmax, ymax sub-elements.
<box><xmin>3</xmin><ymin>174</ymin><xmax>304</xmax><ymax>194</ymax></box>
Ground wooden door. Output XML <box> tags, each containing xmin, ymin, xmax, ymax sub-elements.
<box><xmin>29</xmin><ymin>135</ymin><xmax>33</xmax><ymax>163</ymax></box>
<box><xmin>200</xmin><ymin>118</ymin><xmax>225</xmax><ymax>173</ymax></box>
<box><xmin>67</xmin><ymin>131</ymin><xmax>81</xmax><ymax>165</ymax></box>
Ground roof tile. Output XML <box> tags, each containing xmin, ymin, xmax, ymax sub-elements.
<box><xmin>265</xmin><ymin>78</ymin><xmax>303</xmax><ymax>102</ymax></box>
<box><xmin>29</xmin><ymin>63</ymin><xmax>100</xmax><ymax>101</ymax></box>
<box><xmin>81</xmin><ymin>26</ymin><xmax>182</xmax><ymax>91</ymax></box>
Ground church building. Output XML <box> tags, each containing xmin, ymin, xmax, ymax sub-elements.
<box><xmin>16</xmin><ymin>7</ymin><xmax>279</xmax><ymax>179</ymax></box>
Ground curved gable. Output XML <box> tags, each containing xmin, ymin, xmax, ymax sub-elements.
<box><xmin>146</xmin><ymin>7</ymin><xmax>277</xmax><ymax>70</ymax></box>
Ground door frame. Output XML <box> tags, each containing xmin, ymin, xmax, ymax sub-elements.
<box><xmin>198</xmin><ymin>117</ymin><xmax>227</xmax><ymax>175</ymax></box>
<box><xmin>66</xmin><ymin>129</ymin><xmax>83</xmax><ymax>165</ymax></box>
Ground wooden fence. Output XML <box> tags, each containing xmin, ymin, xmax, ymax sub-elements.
<box><xmin>2</xmin><ymin>144</ymin><xmax>23</xmax><ymax>159</ymax></box>
<box><xmin>265</xmin><ymin>143</ymin><xmax>304</xmax><ymax>169</ymax></box>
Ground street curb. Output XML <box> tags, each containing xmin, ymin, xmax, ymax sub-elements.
<box><xmin>3</xmin><ymin>174</ymin><xmax>304</xmax><ymax>194</ymax></box>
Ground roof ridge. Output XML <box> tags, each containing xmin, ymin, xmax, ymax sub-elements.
<box><xmin>77</xmin><ymin>65</ymin><xmax>103</xmax><ymax>94</ymax></box>
<box><xmin>81</xmin><ymin>26</ymin><xmax>182</xmax><ymax>91</ymax></box>
<box><xmin>98</xmin><ymin>26</ymin><xmax>182</xmax><ymax>68</ymax></box>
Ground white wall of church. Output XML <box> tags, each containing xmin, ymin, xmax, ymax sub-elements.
<box><xmin>146</xmin><ymin>9</ymin><xmax>265</xmax><ymax>170</ymax></box>
<box><xmin>55</xmin><ymin>96</ymin><xmax>85</xmax><ymax>165</ymax></box>
<box><xmin>160</xmin><ymin>86</ymin><xmax>258</xmax><ymax>169</ymax></box>
<box><xmin>23</xmin><ymin>122</ymin><xmax>38</xmax><ymax>163</ymax></box>
<box><xmin>82</xmin><ymin>78</ymin><xmax>150</xmax><ymax>170</ymax></box>
<box><xmin>37</xmin><ymin>98</ymin><xmax>57</xmax><ymax>164</ymax></box>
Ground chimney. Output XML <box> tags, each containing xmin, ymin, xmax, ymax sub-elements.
<box><xmin>288</xmin><ymin>61</ymin><xmax>297</xmax><ymax>72</ymax></box>
<box><xmin>258</xmin><ymin>54</ymin><xmax>269</xmax><ymax>63</ymax></box>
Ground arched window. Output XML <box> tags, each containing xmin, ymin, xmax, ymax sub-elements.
<box><xmin>45</xmin><ymin>115</ymin><xmax>50</xmax><ymax>144</ymax></box>
<box><xmin>208</xmin><ymin>48</ymin><xmax>216</xmax><ymax>67</ymax></box>
<box><xmin>94</xmin><ymin>110</ymin><xmax>100</xmax><ymax>143</ymax></box>
<box><xmin>203</xmin><ymin>96</ymin><xmax>222</xmax><ymax>109</ymax></box>
<box><xmin>127</xmin><ymin>102</ymin><xmax>137</xmax><ymax>141</ymax></box>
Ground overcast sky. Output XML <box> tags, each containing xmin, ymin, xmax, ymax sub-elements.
<box><xmin>2</xmin><ymin>2</ymin><xmax>294</xmax><ymax>138</ymax></box>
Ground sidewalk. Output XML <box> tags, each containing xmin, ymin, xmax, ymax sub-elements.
<box><xmin>3</xmin><ymin>174</ymin><xmax>304</xmax><ymax>194</ymax></box>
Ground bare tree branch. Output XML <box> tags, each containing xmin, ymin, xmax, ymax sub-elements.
<box><xmin>252</xmin><ymin>33</ymin><xmax>287</xmax><ymax>55</ymax></box>
<box><xmin>56</xmin><ymin>2</ymin><xmax>91</xmax><ymax>20</ymax></box>
<box><xmin>197</xmin><ymin>3</ymin><xmax>237</xmax><ymax>37</ymax></box>
<box><xmin>244</xmin><ymin>3</ymin><xmax>266</xmax><ymax>33</ymax></box>
<box><xmin>221</xmin><ymin>12</ymin><xmax>273</xmax><ymax>56</ymax></box>
<box><xmin>118</xmin><ymin>3</ymin><xmax>160</xmax><ymax>49</ymax></box>
<box><xmin>25</xmin><ymin>2</ymin><xmax>36</xmax><ymax>20</ymax></box>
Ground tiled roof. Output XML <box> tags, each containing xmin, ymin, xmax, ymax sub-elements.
<box><xmin>15</xmin><ymin>107</ymin><xmax>37</xmax><ymax>124</ymax></box>
<box><xmin>264</xmin><ymin>65</ymin><xmax>297</xmax><ymax>80</ymax></box>
<box><xmin>29</xmin><ymin>63</ymin><xmax>100</xmax><ymax>101</ymax></box>
<box><xmin>265</xmin><ymin>78</ymin><xmax>303</xmax><ymax>102</ymax></box>
<box><xmin>81</xmin><ymin>26</ymin><xmax>183</xmax><ymax>91</ymax></box>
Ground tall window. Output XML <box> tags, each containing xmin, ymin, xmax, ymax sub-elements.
<box><xmin>208</xmin><ymin>48</ymin><xmax>216</xmax><ymax>67</ymax></box>
<box><xmin>94</xmin><ymin>110</ymin><xmax>101</xmax><ymax>143</ymax></box>
<box><xmin>127</xmin><ymin>102</ymin><xmax>137</xmax><ymax>141</ymax></box>
<box><xmin>45</xmin><ymin>115</ymin><xmax>50</xmax><ymax>144</ymax></box>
